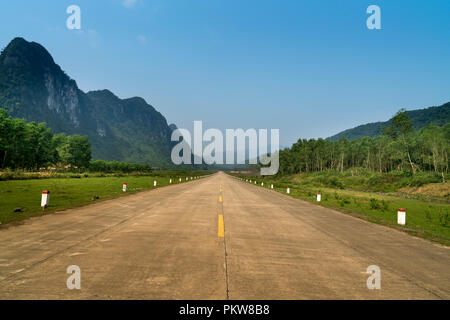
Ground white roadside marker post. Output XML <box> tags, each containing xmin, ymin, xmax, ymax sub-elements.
<box><xmin>179</xmin><ymin>178</ymin><xmax>182</xmax><ymax>182</ymax></box>
<box><xmin>254</xmin><ymin>181</ymin><xmax>257</xmax><ymax>185</ymax></box>
<box><xmin>41</xmin><ymin>190</ymin><xmax>50</xmax><ymax>210</ymax></box>
<box><xmin>261</xmin><ymin>182</ymin><xmax>264</xmax><ymax>187</ymax></box>
<box><xmin>170</xmin><ymin>178</ymin><xmax>172</xmax><ymax>184</ymax></box>
<box><xmin>122</xmin><ymin>183</ymin><xmax>127</xmax><ymax>192</ymax></box>
<box><xmin>271</xmin><ymin>184</ymin><xmax>274</xmax><ymax>189</ymax></box>
<box><xmin>397</xmin><ymin>208</ymin><xmax>406</xmax><ymax>225</ymax></box>
<box><xmin>186</xmin><ymin>177</ymin><xmax>188</xmax><ymax>181</ymax></box>
<box><xmin>317</xmin><ymin>193</ymin><xmax>321</xmax><ymax>202</ymax></box>
<box><xmin>153</xmin><ymin>180</ymin><xmax>157</xmax><ymax>187</ymax></box>
<box><xmin>287</xmin><ymin>187</ymin><xmax>290</xmax><ymax>194</ymax></box>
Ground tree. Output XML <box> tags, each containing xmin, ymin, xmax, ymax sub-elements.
<box><xmin>386</xmin><ymin>109</ymin><xmax>418</xmax><ymax>174</ymax></box>
<box><xmin>67</xmin><ymin>135</ymin><xmax>91</xmax><ymax>168</ymax></box>
<box><xmin>53</xmin><ymin>133</ymin><xmax>71</xmax><ymax>165</ymax></box>
<box><xmin>0</xmin><ymin>108</ymin><xmax>13</xmax><ymax>168</ymax></box>
<box><xmin>0</xmin><ymin>108</ymin><xmax>92</xmax><ymax>170</ymax></box>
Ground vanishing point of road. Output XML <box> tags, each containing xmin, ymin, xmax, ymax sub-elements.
<box><xmin>0</xmin><ymin>172</ymin><xmax>449</xmax><ymax>299</ymax></box>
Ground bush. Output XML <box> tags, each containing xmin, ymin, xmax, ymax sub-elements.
<box><xmin>439</xmin><ymin>209</ymin><xmax>449</xmax><ymax>227</ymax></box>
<box><xmin>408</xmin><ymin>173</ymin><xmax>442</xmax><ymax>187</ymax></box>
<box><xmin>88</xmin><ymin>160</ymin><xmax>152</xmax><ymax>173</ymax></box>
<box><xmin>329</xmin><ymin>177</ymin><xmax>344</xmax><ymax>189</ymax></box>
<box><xmin>318</xmin><ymin>175</ymin><xmax>344</xmax><ymax>189</ymax></box>
<box><xmin>380</xmin><ymin>200</ymin><xmax>389</xmax><ymax>211</ymax></box>
<box><xmin>425</xmin><ymin>209</ymin><xmax>432</xmax><ymax>222</ymax></box>
<box><xmin>370</xmin><ymin>198</ymin><xmax>381</xmax><ymax>210</ymax></box>
<box><xmin>339</xmin><ymin>198</ymin><xmax>350</xmax><ymax>207</ymax></box>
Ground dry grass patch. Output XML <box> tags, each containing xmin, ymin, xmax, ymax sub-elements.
<box><xmin>400</xmin><ymin>183</ymin><xmax>450</xmax><ymax>200</ymax></box>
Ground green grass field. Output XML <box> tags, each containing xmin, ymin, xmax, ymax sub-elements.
<box><xmin>0</xmin><ymin>173</ymin><xmax>207</xmax><ymax>225</ymax></box>
<box><xmin>233</xmin><ymin>173</ymin><xmax>450</xmax><ymax>245</ymax></box>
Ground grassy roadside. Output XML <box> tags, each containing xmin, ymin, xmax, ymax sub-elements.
<box><xmin>0</xmin><ymin>169</ymin><xmax>208</xmax><ymax>181</ymax></box>
<box><xmin>231</xmin><ymin>173</ymin><xmax>450</xmax><ymax>246</ymax></box>
<box><xmin>0</xmin><ymin>172</ymin><xmax>209</xmax><ymax>226</ymax></box>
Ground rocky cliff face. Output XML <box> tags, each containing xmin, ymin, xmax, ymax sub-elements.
<box><xmin>44</xmin><ymin>73</ymin><xmax>80</xmax><ymax>127</ymax></box>
<box><xmin>0</xmin><ymin>37</ymin><xmax>174</xmax><ymax>166</ymax></box>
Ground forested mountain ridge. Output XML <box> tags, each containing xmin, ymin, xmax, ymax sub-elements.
<box><xmin>0</xmin><ymin>37</ymin><xmax>174</xmax><ymax>166</ymax></box>
<box><xmin>328</xmin><ymin>102</ymin><xmax>450</xmax><ymax>141</ymax></box>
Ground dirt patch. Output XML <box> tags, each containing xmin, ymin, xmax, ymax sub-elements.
<box><xmin>400</xmin><ymin>183</ymin><xmax>450</xmax><ymax>199</ymax></box>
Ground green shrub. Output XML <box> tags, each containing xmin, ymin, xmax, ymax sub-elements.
<box><xmin>425</xmin><ymin>209</ymin><xmax>432</xmax><ymax>222</ymax></box>
<box><xmin>328</xmin><ymin>177</ymin><xmax>344</xmax><ymax>189</ymax></box>
<box><xmin>381</xmin><ymin>200</ymin><xmax>389</xmax><ymax>211</ymax></box>
<box><xmin>439</xmin><ymin>209</ymin><xmax>449</xmax><ymax>227</ymax></box>
<box><xmin>88</xmin><ymin>160</ymin><xmax>152</xmax><ymax>173</ymax></box>
<box><xmin>339</xmin><ymin>198</ymin><xmax>350</xmax><ymax>207</ymax></box>
<box><xmin>370</xmin><ymin>198</ymin><xmax>381</xmax><ymax>210</ymax></box>
<box><xmin>408</xmin><ymin>173</ymin><xmax>442</xmax><ymax>187</ymax></box>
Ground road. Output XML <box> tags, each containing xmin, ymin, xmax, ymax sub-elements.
<box><xmin>0</xmin><ymin>172</ymin><xmax>449</xmax><ymax>299</ymax></box>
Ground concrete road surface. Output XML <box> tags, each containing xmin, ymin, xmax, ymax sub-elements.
<box><xmin>0</xmin><ymin>172</ymin><xmax>449</xmax><ymax>299</ymax></box>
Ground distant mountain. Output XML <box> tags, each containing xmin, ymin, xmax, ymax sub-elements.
<box><xmin>0</xmin><ymin>37</ymin><xmax>173</xmax><ymax>166</ymax></box>
<box><xmin>327</xmin><ymin>102</ymin><xmax>450</xmax><ymax>141</ymax></box>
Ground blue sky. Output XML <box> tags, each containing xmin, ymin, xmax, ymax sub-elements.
<box><xmin>0</xmin><ymin>0</ymin><xmax>449</xmax><ymax>147</ymax></box>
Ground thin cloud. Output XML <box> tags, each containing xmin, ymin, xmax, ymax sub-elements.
<box><xmin>122</xmin><ymin>0</ymin><xmax>137</xmax><ymax>8</ymax></box>
<box><xmin>137</xmin><ymin>34</ymin><xmax>147</xmax><ymax>44</ymax></box>
<box><xmin>71</xmin><ymin>29</ymin><xmax>101</xmax><ymax>48</ymax></box>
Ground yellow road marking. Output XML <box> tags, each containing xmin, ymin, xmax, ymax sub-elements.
<box><xmin>218</xmin><ymin>214</ymin><xmax>224</xmax><ymax>238</ymax></box>
<box><xmin>219</xmin><ymin>195</ymin><xmax>223</xmax><ymax>202</ymax></box>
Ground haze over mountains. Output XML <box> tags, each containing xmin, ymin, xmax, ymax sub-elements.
<box><xmin>0</xmin><ymin>37</ymin><xmax>175</xmax><ymax>166</ymax></box>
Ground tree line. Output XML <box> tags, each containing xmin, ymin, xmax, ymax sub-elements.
<box><xmin>0</xmin><ymin>108</ymin><xmax>91</xmax><ymax>169</ymax></box>
<box><xmin>89</xmin><ymin>160</ymin><xmax>151</xmax><ymax>173</ymax></box>
<box><xmin>279</xmin><ymin>110</ymin><xmax>450</xmax><ymax>176</ymax></box>
<box><xmin>0</xmin><ymin>108</ymin><xmax>152</xmax><ymax>172</ymax></box>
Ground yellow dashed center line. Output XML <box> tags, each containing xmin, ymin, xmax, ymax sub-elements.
<box><xmin>218</xmin><ymin>214</ymin><xmax>224</xmax><ymax>238</ymax></box>
<box><xmin>218</xmin><ymin>184</ymin><xmax>224</xmax><ymax>238</ymax></box>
